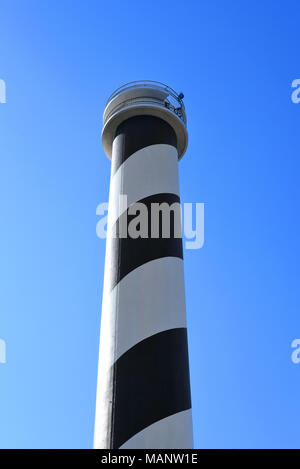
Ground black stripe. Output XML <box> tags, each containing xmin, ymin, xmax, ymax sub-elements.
<box><xmin>112</xmin><ymin>115</ymin><xmax>177</xmax><ymax>175</ymax></box>
<box><xmin>111</xmin><ymin>328</ymin><xmax>191</xmax><ymax>449</ymax></box>
<box><xmin>110</xmin><ymin>193</ymin><xmax>183</xmax><ymax>291</ymax></box>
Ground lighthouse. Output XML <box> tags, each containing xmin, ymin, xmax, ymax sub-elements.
<box><xmin>94</xmin><ymin>81</ymin><xmax>193</xmax><ymax>449</ymax></box>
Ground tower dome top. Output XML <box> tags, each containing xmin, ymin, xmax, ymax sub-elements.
<box><xmin>102</xmin><ymin>80</ymin><xmax>188</xmax><ymax>160</ymax></box>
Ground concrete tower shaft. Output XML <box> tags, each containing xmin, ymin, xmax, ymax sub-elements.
<box><xmin>94</xmin><ymin>81</ymin><xmax>193</xmax><ymax>449</ymax></box>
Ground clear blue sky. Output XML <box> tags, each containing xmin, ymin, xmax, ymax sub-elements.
<box><xmin>0</xmin><ymin>0</ymin><xmax>300</xmax><ymax>449</ymax></box>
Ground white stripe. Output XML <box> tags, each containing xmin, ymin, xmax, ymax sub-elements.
<box><xmin>111</xmin><ymin>257</ymin><xmax>186</xmax><ymax>364</ymax></box>
<box><xmin>119</xmin><ymin>409</ymin><xmax>193</xmax><ymax>449</ymax></box>
<box><xmin>109</xmin><ymin>143</ymin><xmax>179</xmax><ymax>226</ymax></box>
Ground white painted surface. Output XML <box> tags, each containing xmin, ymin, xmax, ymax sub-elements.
<box><xmin>109</xmin><ymin>256</ymin><xmax>186</xmax><ymax>363</ymax></box>
<box><xmin>93</xmin><ymin>219</ymin><xmax>115</xmax><ymax>449</ymax></box>
<box><xmin>104</xmin><ymin>87</ymin><xmax>169</xmax><ymax>124</ymax></box>
<box><xmin>109</xmin><ymin>144</ymin><xmax>179</xmax><ymax>226</ymax></box>
<box><xmin>120</xmin><ymin>409</ymin><xmax>193</xmax><ymax>449</ymax></box>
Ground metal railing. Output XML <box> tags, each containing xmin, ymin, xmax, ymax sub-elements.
<box><xmin>105</xmin><ymin>80</ymin><xmax>187</xmax><ymax>125</ymax></box>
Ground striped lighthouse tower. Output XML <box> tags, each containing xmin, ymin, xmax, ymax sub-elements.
<box><xmin>94</xmin><ymin>81</ymin><xmax>193</xmax><ymax>449</ymax></box>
